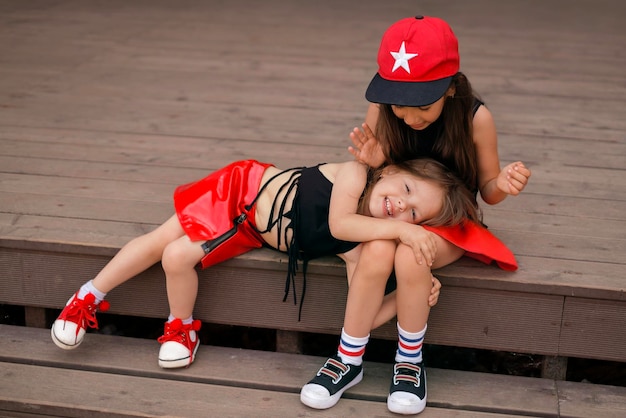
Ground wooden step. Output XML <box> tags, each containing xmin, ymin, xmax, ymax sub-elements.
<box><xmin>2</xmin><ymin>325</ymin><xmax>626</xmax><ymax>417</ymax></box>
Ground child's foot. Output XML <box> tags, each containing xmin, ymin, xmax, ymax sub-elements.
<box><xmin>157</xmin><ymin>319</ymin><xmax>201</xmax><ymax>369</ymax></box>
<box><xmin>387</xmin><ymin>361</ymin><xmax>427</xmax><ymax>415</ymax></box>
<box><xmin>300</xmin><ymin>356</ymin><xmax>363</xmax><ymax>409</ymax></box>
<box><xmin>51</xmin><ymin>292</ymin><xmax>110</xmax><ymax>350</ymax></box>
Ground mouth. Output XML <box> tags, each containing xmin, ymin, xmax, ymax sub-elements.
<box><xmin>384</xmin><ymin>197</ymin><xmax>393</xmax><ymax>216</ymax></box>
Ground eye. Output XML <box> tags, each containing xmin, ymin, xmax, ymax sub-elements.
<box><xmin>405</xmin><ymin>183</ymin><xmax>410</xmax><ymax>194</ymax></box>
<box><xmin>411</xmin><ymin>208</ymin><xmax>417</xmax><ymax>222</ymax></box>
<box><xmin>418</xmin><ymin>106</ymin><xmax>431</xmax><ymax>111</ymax></box>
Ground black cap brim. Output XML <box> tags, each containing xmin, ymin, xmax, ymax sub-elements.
<box><xmin>365</xmin><ymin>73</ymin><xmax>453</xmax><ymax>107</ymax></box>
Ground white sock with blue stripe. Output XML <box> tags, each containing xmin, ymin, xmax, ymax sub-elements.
<box><xmin>395</xmin><ymin>323</ymin><xmax>426</xmax><ymax>364</ymax></box>
<box><xmin>337</xmin><ymin>328</ymin><xmax>369</xmax><ymax>366</ymax></box>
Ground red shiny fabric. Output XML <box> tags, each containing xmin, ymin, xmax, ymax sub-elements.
<box><xmin>174</xmin><ymin>160</ymin><xmax>273</xmax><ymax>269</ymax></box>
<box><xmin>424</xmin><ymin>221</ymin><xmax>518</xmax><ymax>271</ymax></box>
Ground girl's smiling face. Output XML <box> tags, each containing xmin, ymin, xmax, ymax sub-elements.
<box><xmin>391</xmin><ymin>94</ymin><xmax>448</xmax><ymax>130</ymax></box>
<box><xmin>366</xmin><ymin>168</ymin><xmax>444</xmax><ymax>224</ymax></box>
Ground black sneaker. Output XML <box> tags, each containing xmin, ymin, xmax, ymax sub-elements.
<box><xmin>387</xmin><ymin>361</ymin><xmax>427</xmax><ymax>415</ymax></box>
<box><xmin>300</xmin><ymin>355</ymin><xmax>363</xmax><ymax>409</ymax></box>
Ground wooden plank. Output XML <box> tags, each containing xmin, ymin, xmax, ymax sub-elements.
<box><xmin>559</xmin><ymin>298</ymin><xmax>626</xmax><ymax>362</ymax></box>
<box><xmin>1</xmin><ymin>362</ymin><xmax>396</xmax><ymax>418</ymax></box>
<box><xmin>2</xmin><ymin>226</ymin><xmax>625</xmax><ymax>304</ymax></box>
<box><xmin>3</xmin><ymin>125</ymin><xmax>625</xmax><ymax>174</ymax></box>
<box><xmin>0</xmin><ymin>324</ymin><xmax>562</xmax><ymax>417</ymax></box>
<box><xmin>557</xmin><ymin>380</ymin><xmax>626</xmax><ymax>418</ymax></box>
<box><xmin>0</xmin><ymin>248</ymin><xmax>564</xmax><ymax>355</ymax></box>
<box><xmin>2</xmin><ymin>183</ymin><xmax>624</xmax><ymax>261</ymax></box>
<box><xmin>424</xmin><ymin>287</ymin><xmax>563</xmax><ymax>355</ymax></box>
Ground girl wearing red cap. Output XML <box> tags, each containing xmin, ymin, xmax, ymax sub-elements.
<box><xmin>50</xmin><ymin>158</ymin><xmax>477</xmax><ymax>370</ymax></box>
<box><xmin>301</xmin><ymin>16</ymin><xmax>530</xmax><ymax>415</ymax></box>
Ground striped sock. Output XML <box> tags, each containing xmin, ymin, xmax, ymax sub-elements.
<box><xmin>337</xmin><ymin>328</ymin><xmax>369</xmax><ymax>366</ymax></box>
<box><xmin>395</xmin><ymin>323</ymin><xmax>427</xmax><ymax>364</ymax></box>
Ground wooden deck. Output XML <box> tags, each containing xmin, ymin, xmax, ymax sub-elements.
<box><xmin>3</xmin><ymin>324</ymin><xmax>626</xmax><ymax>418</ymax></box>
<box><xmin>0</xmin><ymin>0</ymin><xmax>625</xmax><ymax>415</ymax></box>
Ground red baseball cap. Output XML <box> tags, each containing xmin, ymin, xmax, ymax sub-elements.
<box><xmin>366</xmin><ymin>16</ymin><xmax>460</xmax><ymax>107</ymax></box>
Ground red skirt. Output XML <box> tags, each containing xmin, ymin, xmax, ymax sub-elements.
<box><xmin>174</xmin><ymin>160</ymin><xmax>274</xmax><ymax>269</ymax></box>
<box><xmin>424</xmin><ymin>222</ymin><xmax>518</xmax><ymax>271</ymax></box>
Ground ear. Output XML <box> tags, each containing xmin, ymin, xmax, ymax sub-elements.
<box><xmin>446</xmin><ymin>85</ymin><xmax>456</xmax><ymax>98</ymax></box>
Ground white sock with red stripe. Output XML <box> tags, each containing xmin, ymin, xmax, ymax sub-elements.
<box><xmin>337</xmin><ymin>328</ymin><xmax>369</xmax><ymax>366</ymax></box>
<box><xmin>395</xmin><ymin>323</ymin><xmax>426</xmax><ymax>364</ymax></box>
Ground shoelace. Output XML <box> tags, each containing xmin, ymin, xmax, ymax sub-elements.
<box><xmin>318</xmin><ymin>357</ymin><xmax>350</xmax><ymax>383</ymax></box>
<box><xmin>157</xmin><ymin>319</ymin><xmax>201</xmax><ymax>348</ymax></box>
<box><xmin>393</xmin><ymin>362</ymin><xmax>421</xmax><ymax>387</ymax></box>
<box><xmin>59</xmin><ymin>293</ymin><xmax>110</xmax><ymax>336</ymax></box>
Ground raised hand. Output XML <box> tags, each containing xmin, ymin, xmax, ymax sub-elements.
<box><xmin>498</xmin><ymin>161</ymin><xmax>531</xmax><ymax>196</ymax></box>
<box><xmin>348</xmin><ymin>123</ymin><xmax>386</xmax><ymax>168</ymax></box>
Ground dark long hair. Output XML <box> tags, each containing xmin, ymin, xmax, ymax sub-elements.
<box><xmin>374</xmin><ymin>72</ymin><xmax>479</xmax><ymax>197</ymax></box>
<box><xmin>358</xmin><ymin>158</ymin><xmax>481</xmax><ymax>227</ymax></box>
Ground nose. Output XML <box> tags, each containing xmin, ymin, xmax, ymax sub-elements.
<box><xmin>403</xmin><ymin>110</ymin><xmax>421</xmax><ymax>125</ymax></box>
<box><xmin>396</xmin><ymin>198</ymin><xmax>405</xmax><ymax>212</ymax></box>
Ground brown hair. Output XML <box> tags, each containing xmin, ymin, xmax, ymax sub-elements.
<box><xmin>374</xmin><ymin>72</ymin><xmax>479</xmax><ymax>197</ymax></box>
<box><xmin>358</xmin><ymin>158</ymin><xmax>481</xmax><ymax>227</ymax></box>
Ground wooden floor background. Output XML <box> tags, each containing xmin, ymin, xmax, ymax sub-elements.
<box><xmin>1</xmin><ymin>0</ymin><xmax>626</xmax><ymax>338</ymax></box>
<box><xmin>0</xmin><ymin>0</ymin><xmax>625</xmax><ymax>416</ymax></box>
<box><xmin>1</xmin><ymin>0</ymin><xmax>624</xmax><ymax>286</ymax></box>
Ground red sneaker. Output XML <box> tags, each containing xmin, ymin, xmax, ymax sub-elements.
<box><xmin>50</xmin><ymin>292</ymin><xmax>110</xmax><ymax>350</ymax></box>
<box><xmin>157</xmin><ymin>318</ymin><xmax>201</xmax><ymax>368</ymax></box>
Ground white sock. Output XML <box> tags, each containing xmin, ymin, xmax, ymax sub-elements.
<box><xmin>77</xmin><ymin>280</ymin><xmax>107</xmax><ymax>303</ymax></box>
<box><xmin>395</xmin><ymin>323</ymin><xmax>427</xmax><ymax>364</ymax></box>
<box><xmin>168</xmin><ymin>314</ymin><xmax>193</xmax><ymax>325</ymax></box>
<box><xmin>337</xmin><ymin>328</ymin><xmax>369</xmax><ymax>366</ymax></box>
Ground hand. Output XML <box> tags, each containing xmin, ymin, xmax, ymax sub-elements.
<box><xmin>497</xmin><ymin>161</ymin><xmax>531</xmax><ymax>196</ymax></box>
<box><xmin>348</xmin><ymin>123</ymin><xmax>386</xmax><ymax>168</ymax></box>
<box><xmin>398</xmin><ymin>225</ymin><xmax>438</xmax><ymax>266</ymax></box>
<box><xmin>428</xmin><ymin>275</ymin><xmax>442</xmax><ymax>307</ymax></box>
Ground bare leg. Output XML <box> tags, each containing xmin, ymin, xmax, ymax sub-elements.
<box><xmin>161</xmin><ymin>235</ymin><xmax>206</xmax><ymax>320</ymax></box>
<box><xmin>158</xmin><ymin>234</ymin><xmax>205</xmax><ymax>369</ymax></box>
<box><xmin>394</xmin><ymin>243</ymin><xmax>432</xmax><ymax>333</ymax></box>
<box><xmin>343</xmin><ymin>240</ymin><xmax>396</xmax><ymax>338</ymax></box>
<box><xmin>371</xmin><ymin>236</ymin><xmax>464</xmax><ymax>329</ymax></box>
<box><xmin>92</xmin><ymin>215</ymin><xmax>185</xmax><ymax>293</ymax></box>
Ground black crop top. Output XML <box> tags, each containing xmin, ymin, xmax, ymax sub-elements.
<box><xmin>294</xmin><ymin>165</ymin><xmax>359</xmax><ymax>258</ymax></box>
<box><xmin>251</xmin><ymin>164</ymin><xmax>359</xmax><ymax>320</ymax></box>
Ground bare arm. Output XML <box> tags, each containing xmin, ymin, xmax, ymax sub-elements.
<box><xmin>474</xmin><ymin>106</ymin><xmax>531</xmax><ymax>204</ymax></box>
<box><xmin>328</xmin><ymin>161</ymin><xmax>437</xmax><ymax>265</ymax></box>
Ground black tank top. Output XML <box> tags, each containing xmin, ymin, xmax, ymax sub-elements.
<box><xmin>294</xmin><ymin>165</ymin><xmax>359</xmax><ymax>257</ymax></box>
<box><xmin>251</xmin><ymin>164</ymin><xmax>359</xmax><ymax>320</ymax></box>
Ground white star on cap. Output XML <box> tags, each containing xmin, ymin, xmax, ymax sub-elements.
<box><xmin>390</xmin><ymin>41</ymin><xmax>418</xmax><ymax>73</ymax></box>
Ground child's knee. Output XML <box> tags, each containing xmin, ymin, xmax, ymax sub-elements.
<box><xmin>360</xmin><ymin>240</ymin><xmax>396</xmax><ymax>275</ymax></box>
<box><xmin>394</xmin><ymin>244</ymin><xmax>432</xmax><ymax>282</ymax></box>
<box><xmin>363</xmin><ymin>240</ymin><xmax>396</xmax><ymax>259</ymax></box>
<box><xmin>162</xmin><ymin>242</ymin><xmax>194</xmax><ymax>274</ymax></box>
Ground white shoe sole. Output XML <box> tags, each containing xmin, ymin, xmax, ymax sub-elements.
<box><xmin>158</xmin><ymin>340</ymin><xmax>200</xmax><ymax>369</ymax></box>
<box><xmin>50</xmin><ymin>324</ymin><xmax>82</xmax><ymax>350</ymax></box>
<box><xmin>300</xmin><ymin>369</ymin><xmax>363</xmax><ymax>409</ymax></box>
<box><xmin>387</xmin><ymin>392</ymin><xmax>427</xmax><ymax>415</ymax></box>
